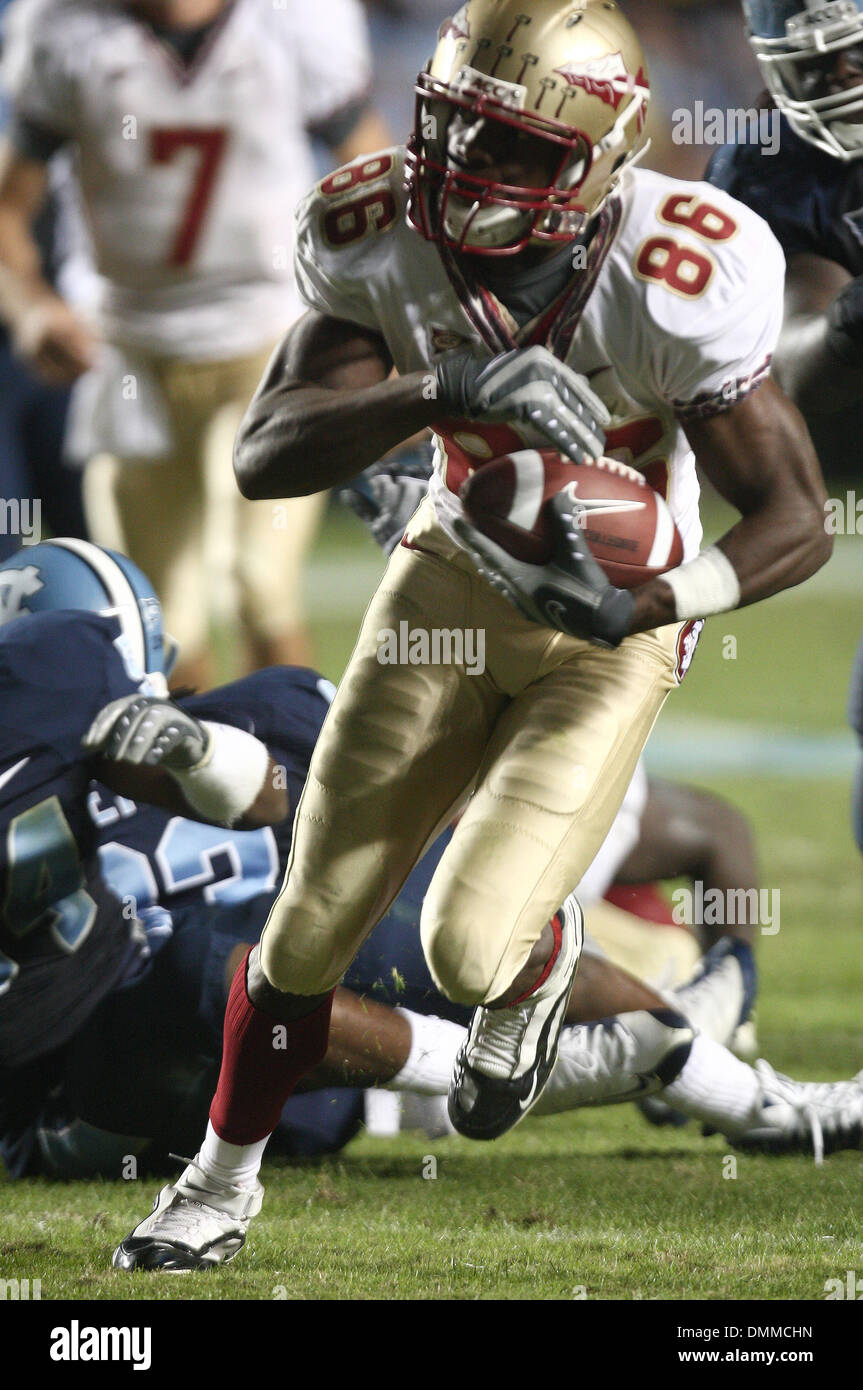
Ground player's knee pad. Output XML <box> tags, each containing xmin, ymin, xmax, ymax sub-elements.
<box><xmin>259</xmin><ymin>880</ymin><xmax>365</xmax><ymax>996</ymax></box>
<box><xmin>420</xmin><ymin>892</ymin><xmax>530</xmax><ymax>1007</ymax></box>
<box><xmin>420</xmin><ymin>903</ymin><xmax>497</xmax><ymax>1007</ymax></box>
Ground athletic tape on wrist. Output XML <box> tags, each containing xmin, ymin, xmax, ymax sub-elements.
<box><xmin>171</xmin><ymin>721</ymin><xmax>270</xmax><ymax>826</ymax></box>
<box><xmin>661</xmin><ymin>546</ymin><xmax>741</xmax><ymax>621</ymax></box>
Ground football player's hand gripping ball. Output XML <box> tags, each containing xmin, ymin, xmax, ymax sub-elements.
<box><xmin>453</xmin><ymin>488</ymin><xmax>635</xmax><ymax>649</ymax></box>
<box><xmin>434</xmin><ymin>344</ymin><xmax>610</xmax><ymax>467</ymax></box>
<box><xmin>82</xmin><ymin>696</ymin><xmax>212</xmax><ymax>770</ymax></box>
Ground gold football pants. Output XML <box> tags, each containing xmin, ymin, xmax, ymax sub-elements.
<box><xmin>260</xmin><ymin>498</ymin><xmax>684</xmax><ymax>1007</ymax></box>
<box><xmin>84</xmin><ymin>345</ymin><xmax>325</xmax><ymax>659</ymax></box>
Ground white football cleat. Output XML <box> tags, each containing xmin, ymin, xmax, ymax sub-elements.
<box><xmin>533</xmin><ymin>1008</ymin><xmax>694</xmax><ymax>1115</ymax></box>
<box><xmin>112</xmin><ymin>1158</ymin><xmax>263</xmax><ymax>1272</ymax></box>
<box><xmin>448</xmin><ymin>895</ymin><xmax>583</xmax><ymax>1140</ymax></box>
<box><xmin>670</xmin><ymin>937</ymin><xmax>757</xmax><ymax>1048</ymax></box>
<box><xmin>726</xmin><ymin>1062</ymin><xmax>863</xmax><ymax>1164</ymax></box>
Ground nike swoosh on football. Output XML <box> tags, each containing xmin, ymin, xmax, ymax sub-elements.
<box><xmin>0</xmin><ymin>756</ymin><xmax>30</xmax><ymax>795</ymax></box>
<box><xmin>568</xmin><ymin>494</ymin><xmax>647</xmax><ymax>516</ymax></box>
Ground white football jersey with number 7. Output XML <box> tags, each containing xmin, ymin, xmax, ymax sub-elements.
<box><xmin>295</xmin><ymin>152</ymin><xmax>785</xmax><ymax>563</ymax></box>
<box><xmin>2</xmin><ymin>0</ymin><xmax>373</xmax><ymax>358</ymax></box>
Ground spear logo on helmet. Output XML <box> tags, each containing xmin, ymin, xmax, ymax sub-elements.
<box><xmin>440</xmin><ymin>4</ymin><xmax>471</xmax><ymax>41</ymax></box>
<box><xmin>554</xmin><ymin>51</ymin><xmax>641</xmax><ymax>110</ymax></box>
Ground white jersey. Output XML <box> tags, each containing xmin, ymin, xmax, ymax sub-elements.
<box><xmin>3</xmin><ymin>0</ymin><xmax>372</xmax><ymax>358</ymax></box>
<box><xmin>295</xmin><ymin>152</ymin><xmax>785</xmax><ymax>560</ymax></box>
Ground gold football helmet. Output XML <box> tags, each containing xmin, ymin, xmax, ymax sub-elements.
<box><xmin>406</xmin><ymin>0</ymin><xmax>650</xmax><ymax>256</ymax></box>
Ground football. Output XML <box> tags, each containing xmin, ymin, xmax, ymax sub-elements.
<box><xmin>459</xmin><ymin>449</ymin><xmax>684</xmax><ymax>589</ymax></box>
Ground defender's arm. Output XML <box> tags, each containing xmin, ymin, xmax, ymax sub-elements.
<box><xmin>772</xmin><ymin>252</ymin><xmax>863</xmax><ymax>415</ymax></box>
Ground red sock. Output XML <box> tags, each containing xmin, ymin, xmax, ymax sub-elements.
<box><xmin>508</xmin><ymin>913</ymin><xmax>563</xmax><ymax>1007</ymax></box>
<box><xmin>209</xmin><ymin>950</ymin><xmax>334</xmax><ymax>1144</ymax></box>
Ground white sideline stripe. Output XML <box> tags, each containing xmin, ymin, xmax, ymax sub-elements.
<box><xmin>647</xmin><ymin>717</ymin><xmax>857</xmax><ymax>779</ymax></box>
<box><xmin>646</xmin><ymin>496</ymin><xmax>674</xmax><ymax>569</ymax></box>
<box><xmin>509</xmin><ymin>451</ymin><xmax>546</xmax><ymax>530</ymax></box>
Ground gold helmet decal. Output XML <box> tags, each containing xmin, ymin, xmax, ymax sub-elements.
<box><xmin>407</xmin><ymin>0</ymin><xmax>650</xmax><ymax>255</ymax></box>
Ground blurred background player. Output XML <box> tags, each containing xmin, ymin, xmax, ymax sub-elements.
<box><xmin>0</xmin><ymin>0</ymin><xmax>390</xmax><ymax>687</ymax></box>
<box><xmin>0</xmin><ymin>0</ymin><xmax>89</xmax><ymax>559</ymax></box>
<box><xmin>707</xmin><ymin>0</ymin><xmax>863</xmax><ymax>890</ymax></box>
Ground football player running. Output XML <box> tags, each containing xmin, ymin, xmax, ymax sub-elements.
<box><xmin>116</xmin><ymin>0</ymin><xmax>831</xmax><ymax>1269</ymax></box>
<box><xmin>707</xmin><ymin>0</ymin><xmax>863</xmax><ymax>889</ymax></box>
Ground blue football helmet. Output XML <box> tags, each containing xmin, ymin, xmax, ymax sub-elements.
<box><xmin>744</xmin><ymin>0</ymin><xmax>863</xmax><ymax>158</ymax></box>
<box><xmin>0</xmin><ymin>538</ymin><xmax>177</xmax><ymax>693</ymax></box>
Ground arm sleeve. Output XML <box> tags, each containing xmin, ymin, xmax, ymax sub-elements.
<box><xmin>5</xmin><ymin>112</ymin><xmax>67</xmax><ymax>161</ymax></box>
<box><xmin>182</xmin><ymin>668</ymin><xmax>330</xmax><ymax>747</ymax></box>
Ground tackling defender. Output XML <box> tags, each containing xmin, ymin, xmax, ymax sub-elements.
<box><xmin>0</xmin><ymin>538</ymin><xmax>286</xmax><ymax>1174</ymax></box>
<box><xmin>707</xmin><ymin>0</ymin><xmax>863</xmax><ymax>877</ymax></box>
<box><xmin>118</xmin><ymin>0</ymin><xmax>831</xmax><ymax>1269</ymax></box>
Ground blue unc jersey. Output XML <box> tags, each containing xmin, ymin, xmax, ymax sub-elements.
<box><xmin>708</xmin><ymin>115</ymin><xmax>863</xmax><ymax>272</ymax></box>
<box><xmin>0</xmin><ymin>611</ymin><xmax>146</xmax><ymax>1064</ymax></box>
<box><xmin>90</xmin><ymin>667</ymin><xmax>334</xmax><ymax>918</ymax></box>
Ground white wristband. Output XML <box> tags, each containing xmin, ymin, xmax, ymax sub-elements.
<box><xmin>172</xmin><ymin>721</ymin><xmax>270</xmax><ymax>826</ymax></box>
<box><xmin>661</xmin><ymin>546</ymin><xmax>741</xmax><ymax>621</ymax></box>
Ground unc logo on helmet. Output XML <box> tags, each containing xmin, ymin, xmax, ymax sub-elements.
<box><xmin>406</xmin><ymin>0</ymin><xmax>650</xmax><ymax>255</ymax></box>
<box><xmin>0</xmin><ymin>565</ymin><xmax>44</xmax><ymax>622</ymax></box>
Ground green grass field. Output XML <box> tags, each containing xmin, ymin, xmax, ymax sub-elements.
<box><xmin>3</xmin><ymin>506</ymin><xmax>862</xmax><ymax>1303</ymax></box>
